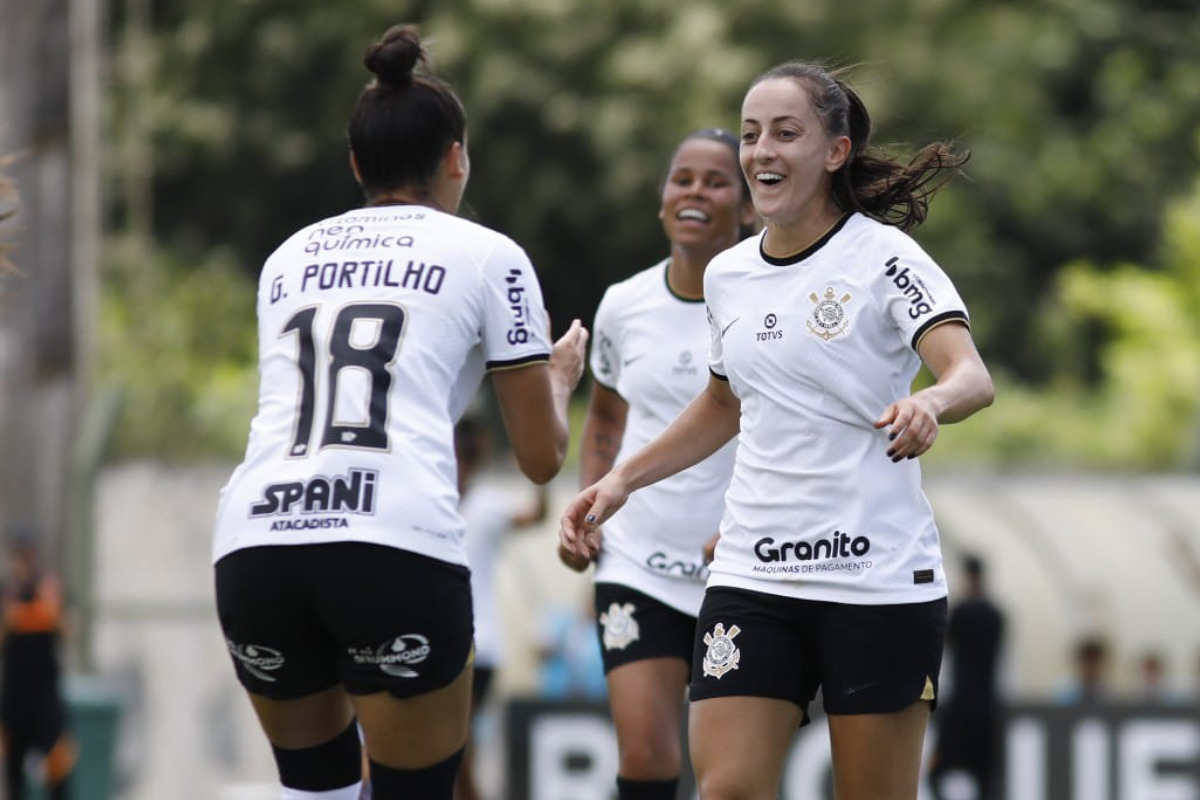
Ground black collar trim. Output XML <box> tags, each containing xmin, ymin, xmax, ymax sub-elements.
<box><xmin>759</xmin><ymin>214</ymin><xmax>851</xmax><ymax>266</ymax></box>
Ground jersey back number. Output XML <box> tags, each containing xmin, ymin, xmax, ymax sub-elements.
<box><xmin>280</xmin><ymin>302</ymin><xmax>406</xmax><ymax>457</ymax></box>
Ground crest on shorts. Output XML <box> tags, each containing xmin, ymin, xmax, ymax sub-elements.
<box><xmin>806</xmin><ymin>286</ymin><xmax>852</xmax><ymax>341</ymax></box>
<box><xmin>600</xmin><ymin>602</ymin><xmax>640</xmax><ymax>651</ymax></box>
<box><xmin>702</xmin><ymin>622</ymin><xmax>741</xmax><ymax>679</ymax></box>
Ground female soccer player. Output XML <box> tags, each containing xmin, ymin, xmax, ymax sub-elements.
<box><xmin>561</xmin><ymin>61</ymin><xmax>994</xmax><ymax>800</ymax></box>
<box><xmin>213</xmin><ymin>25</ymin><xmax>586</xmax><ymax>800</ymax></box>
<box><xmin>565</xmin><ymin>128</ymin><xmax>754</xmax><ymax>800</ymax></box>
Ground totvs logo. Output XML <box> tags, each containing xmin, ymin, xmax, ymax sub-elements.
<box><xmin>250</xmin><ymin>468</ymin><xmax>378</xmax><ymax>517</ymax></box>
<box><xmin>884</xmin><ymin>257</ymin><xmax>934</xmax><ymax>319</ymax></box>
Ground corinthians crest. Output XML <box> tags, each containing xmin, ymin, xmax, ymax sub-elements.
<box><xmin>702</xmin><ymin>622</ymin><xmax>742</xmax><ymax>678</ymax></box>
<box><xmin>600</xmin><ymin>602</ymin><xmax>640</xmax><ymax>650</ymax></box>
<box><xmin>806</xmin><ymin>286</ymin><xmax>852</xmax><ymax>341</ymax></box>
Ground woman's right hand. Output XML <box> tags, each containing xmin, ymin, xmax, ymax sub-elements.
<box><xmin>558</xmin><ymin>472</ymin><xmax>630</xmax><ymax>563</ymax></box>
<box><xmin>549</xmin><ymin>318</ymin><xmax>588</xmax><ymax>393</ymax></box>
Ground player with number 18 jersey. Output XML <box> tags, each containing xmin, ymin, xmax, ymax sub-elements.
<box><xmin>212</xmin><ymin>205</ymin><xmax>552</xmax><ymax>568</ymax></box>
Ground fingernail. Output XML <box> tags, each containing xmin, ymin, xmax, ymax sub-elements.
<box><xmin>907</xmin><ymin>454</ymin><xmax>916</xmax><ymax>460</ymax></box>
<box><xmin>886</xmin><ymin>450</ymin><xmax>895</xmax><ymax>458</ymax></box>
<box><xmin>585</xmin><ymin>514</ymin><xmax>596</xmax><ymax>523</ymax></box>
<box><xmin>888</xmin><ymin>433</ymin><xmax>897</xmax><ymax>441</ymax></box>
<box><xmin>892</xmin><ymin>456</ymin><xmax>902</xmax><ymax>463</ymax></box>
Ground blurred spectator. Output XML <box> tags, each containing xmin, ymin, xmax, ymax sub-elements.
<box><xmin>1135</xmin><ymin>650</ymin><xmax>1181</xmax><ymax>705</ymax></box>
<box><xmin>536</xmin><ymin>597</ymin><xmax>607</xmax><ymax>701</ymax></box>
<box><xmin>1055</xmin><ymin>635</ymin><xmax>1111</xmax><ymax>705</ymax></box>
<box><xmin>455</xmin><ymin>418</ymin><xmax>548</xmax><ymax>800</ymax></box>
<box><xmin>1</xmin><ymin>526</ymin><xmax>75</xmax><ymax>800</ymax></box>
<box><xmin>929</xmin><ymin>554</ymin><xmax>1006</xmax><ymax>800</ymax></box>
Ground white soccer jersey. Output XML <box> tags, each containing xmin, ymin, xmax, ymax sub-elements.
<box><xmin>212</xmin><ymin>206</ymin><xmax>552</xmax><ymax>566</ymax></box>
<box><xmin>704</xmin><ymin>213</ymin><xmax>968</xmax><ymax>604</ymax></box>
<box><xmin>590</xmin><ymin>260</ymin><xmax>737</xmax><ymax>616</ymax></box>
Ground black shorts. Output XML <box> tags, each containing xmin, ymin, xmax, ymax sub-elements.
<box><xmin>690</xmin><ymin>587</ymin><xmax>947</xmax><ymax>725</ymax></box>
<box><xmin>594</xmin><ymin>583</ymin><xmax>697</xmax><ymax>674</ymax></box>
<box><xmin>215</xmin><ymin>542</ymin><xmax>473</xmax><ymax>700</ymax></box>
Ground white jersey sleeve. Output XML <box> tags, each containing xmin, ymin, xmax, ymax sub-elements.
<box><xmin>589</xmin><ymin>286</ymin><xmax>621</xmax><ymax>391</ymax></box>
<box><xmin>479</xmin><ymin>239</ymin><xmax>553</xmax><ymax>369</ymax></box>
<box><xmin>871</xmin><ymin>235</ymin><xmax>969</xmax><ymax>351</ymax></box>
<box><xmin>706</xmin><ymin>302</ymin><xmax>728</xmax><ymax>381</ymax></box>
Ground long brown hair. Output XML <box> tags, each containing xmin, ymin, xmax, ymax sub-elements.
<box><xmin>752</xmin><ymin>62</ymin><xmax>968</xmax><ymax>231</ymax></box>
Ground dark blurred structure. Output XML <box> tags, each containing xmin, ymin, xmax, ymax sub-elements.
<box><xmin>930</xmin><ymin>554</ymin><xmax>1006</xmax><ymax>800</ymax></box>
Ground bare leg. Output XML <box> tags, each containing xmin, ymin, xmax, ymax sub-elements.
<box><xmin>828</xmin><ymin>701</ymin><xmax>931</xmax><ymax>800</ymax></box>
<box><xmin>351</xmin><ymin>662</ymin><xmax>474</xmax><ymax>769</ymax></box>
<box><xmin>688</xmin><ymin>696</ymin><xmax>802</xmax><ymax>800</ymax></box>
<box><xmin>608</xmin><ymin>657</ymin><xmax>691</xmax><ymax>780</ymax></box>
<box><xmin>248</xmin><ymin>684</ymin><xmax>356</xmax><ymax>749</ymax></box>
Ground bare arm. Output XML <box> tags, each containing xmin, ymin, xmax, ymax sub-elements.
<box><xmin>874</xmin><ymin>321</ymin><xmax>994</xmax><ymax>461</ymax></box>
<box><xmin>558</xmin><ymin>381</ymin><xmax>629</xmax><ymax>571</ymax></box>
<box><xmin>494</xmin><ymin>316</ymin><xmax>588</xmax><ymax>482</ymax></box>
<box><xmin>578</xmin><ymin>382</ymin><xmax>628</xmax><ymax>489</ymax></box>
<box><xmin>560</xmin><ymin>375</ymin><xmax>740</xmax><ymax>559</ymax></box>
<box><xmin>493</xmin><ymin>319</ymin><xmax>588</xmax><ymax>484</ymax></box>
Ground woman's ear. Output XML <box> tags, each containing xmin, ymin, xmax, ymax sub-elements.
<box><xmin>443</xmin><ymin>141</ymin><xmax>468</xmax><ymax>180</ymax></box>
<box><xmin>825</xmin><ymin>135</ymin><xmax>852</xmax><ymax>173</ymax></box>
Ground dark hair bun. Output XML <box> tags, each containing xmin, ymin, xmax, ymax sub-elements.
<box><xmin>363</xmin><ymin>24</ymin><xmax>425</xmax><ymax>87</ymax></box>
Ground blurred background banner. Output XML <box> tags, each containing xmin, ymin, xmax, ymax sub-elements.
<box><xmin>1</xmin><ymin>0</ymin><xmax>1199</xmax><ymax>798</ymax></box>
<box><xmin>504</xmin><ymin>699</ymin><xmax>1200</xmax><ymax>800</ymax></box>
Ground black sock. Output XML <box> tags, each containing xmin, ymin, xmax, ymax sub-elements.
<box><xmin>617</xmin><ymin>775</ymin><xmax>679</xmax><ymax>800</ymax></box>
<box><xmin>369</xmin><ymin>747</ymin><xmax>465</xmax><ymax>800</ymax></box>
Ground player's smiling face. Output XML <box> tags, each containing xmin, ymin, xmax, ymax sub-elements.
<box><xmin>659</xmin><ymin>138</ymin><xmax>748</xmax><ymax>253</ymax></box>
<box><xmin>740</xmin><ymin>78</ymin><xmax>850</xmax><ymax>226</ymax></box>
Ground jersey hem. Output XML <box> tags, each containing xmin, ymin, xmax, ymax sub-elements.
<box><xmin>706</xmin><ymin>571</ymin><xmax>948</xmax><ymax>606</ymax></box>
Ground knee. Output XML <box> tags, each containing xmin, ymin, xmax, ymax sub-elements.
<box><xmin>695</xmin><ymin>768</ymin><xmax>764</xmax><ymax>800</ymax></box>
<box><xmin>618</xmin><ymin>730</ymin><xmax>682</xmax><ymax>779</ymax></box>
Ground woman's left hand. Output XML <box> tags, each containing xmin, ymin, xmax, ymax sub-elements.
<box><xmin>874</xmin><ymin>394</ymin><xmax>940</xmax><ymax>462</ymax></box>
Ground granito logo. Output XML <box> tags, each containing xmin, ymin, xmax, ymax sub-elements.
<box><xmin>645</xmin><ymin>551</ymin><xmax>708</xmax><ymax>580</ymax></box>
<box><xmin>505</xmin><ymin>268</ymin><xmax>531</xmax><ymax>345</ymax></box>
<box><xmin>755</xmin><ymin>312</ymin><xmax>784</xmax><ymax>342</ymax></box>
<box><xmin>249</xmin><ymin>468</ymin><xmax>377</xmax><ymax>518</ymax></box>
<box><xmin>753</xmin><ymin>530</ymin><xmax>871</xmax><ymax>563</ymax></box>
<box><xmin>885</xmin><ymin>257</ymin><xmax>935</xmax><ymax>319</ymax></box>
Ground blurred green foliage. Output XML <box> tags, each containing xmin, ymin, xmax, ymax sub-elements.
<box><xmin>101</xmin><ymin>0</ymin><xmax>1200</xmax><ymax>465</ymax></box>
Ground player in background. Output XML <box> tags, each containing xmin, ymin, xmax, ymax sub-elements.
<box><xmin>562</xmin><ymin>128</ymin><xmax>755</xmax><ymax>800</ymax></box>
<box><xmin>1</xmin><ymin>528</ymin><xmax>76</xmax><ymax>800</ymax></box>
<box><xmin>561</xmin><ymin>61</ymin><xmax>993</xmax><ymax>800</ymax></box>
<box><xmin>454</xmin><ymin>417</ymin><xmax>548</xmax><ymax>800</ymax></box>
<box><xmin>212</xmin><ymin>24</ymin><xmax>586</xmax><ymax>800</ymax></box>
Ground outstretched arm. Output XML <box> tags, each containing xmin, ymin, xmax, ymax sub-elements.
<box><xmin>560</xmin><ymin>375</ymin><xmax>740</xmax><ymax>560</ymax></box>
<box><xmin>557</xmin><ymin>382</ymin><xmax>630</xmax><ymax>571</ymax></box>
